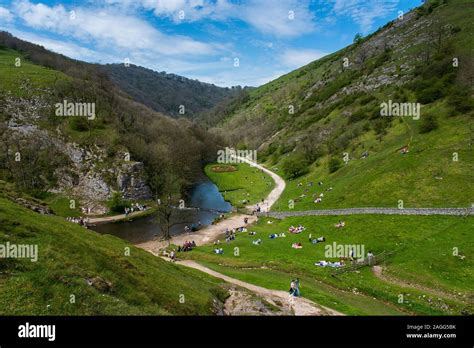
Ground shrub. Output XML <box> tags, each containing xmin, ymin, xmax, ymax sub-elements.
<box><xmin>108</xmin><ymin>192</ymin><xmax>130</xmax><ymax>214</ymax></box>
<box><xmin>349</xmin><ymin>109</ymin><xmax>366</xmax><ymax>123</ymax></box>
<box><xmin>447</xmin><ymin>87</ymin><xmax>473</xmax><ymax>114</ymax></box>
<box><xmin>417</xmin><ymin>85</ymin><xmax>444</xmax><ymax>104</ymax></box>
<box><xmin>419</xmin><ymin>114</ymin><xmax>438</xmax><ymax>134</ymax></box>
<box><xmin>328</xmin><ymin>157</ymin><xmax>342</xmax><ymax>173</ymax></box>
<box><xmin>281</xmin><ymin>155</ymin><xmax>309</xmax><ymax>179</ymax></box>
<box><xmin>69</xmin><ymin>117</ymin><xmax>89</xmax><ymax>132</ymax></box>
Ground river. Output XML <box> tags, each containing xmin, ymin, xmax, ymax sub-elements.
<box><xmin>90</xmin><ymin>180</ymin><xmax>232</xmax><ymax>244</ymax></box>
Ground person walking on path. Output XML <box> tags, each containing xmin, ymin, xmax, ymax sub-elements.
<box><xmin>295</xmin><ymin>278</ymin><xmax>301</xmax><ymax>297</ymax></box>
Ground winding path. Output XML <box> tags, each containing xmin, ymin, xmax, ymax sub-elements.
<box><xmin>233</xmin><ymin>155</ymin><xmax>286</xmax><ymax>213</ymax></box>
<box><xmin>171</xmin><ymin>259</ymin><xmax>343</xmax><ymax>316</ymax></box>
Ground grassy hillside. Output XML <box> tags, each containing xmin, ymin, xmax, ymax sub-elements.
<box><xmin>207</xmin><ymin>0</ymin><xmax>473</xmax><ymax>210</ymax></box>
<box><xmin>0</xmin><ymin>32</ymin><xmax>221</xmax><ymax>210</ymax></box>
<box><xmin>181</xmin><ymin>214</ymin><xmax>473</xmax><ymax>315</ymax></box>
<box><xmin>0</xmin><ymin>48</ymin><xmax>69</xmax><ymax>92</ymax></box>
<box><xmin>0</xmin><ymin>182</ymin><xmax>227</xmax><ymax>315</ymax></box>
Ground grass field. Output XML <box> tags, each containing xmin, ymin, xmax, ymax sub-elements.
<box><xmin>204</xmin><ymin>163</ymin><xmax>275</xmax><ymax>208</ymax></box>
<box><xmin>181</xmin><ymin>213</ymin><xmax>473</xmax><ymax>315</ymax></box>
<box><xmin>0</xmin><ymin>184</ymin><xmax>228</xmax><ymax>315</ymax></box>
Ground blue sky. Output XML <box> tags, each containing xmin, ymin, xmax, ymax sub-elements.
<box><xmin>0</xmin><ymin>0</ymin><xmax>420</xmax><ymax>87</ymax></box>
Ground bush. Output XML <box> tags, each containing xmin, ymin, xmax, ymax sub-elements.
<box><xmin>328</xmin><ymin>157</ymin><xmax>342</xmax><ymax>173</ymax></box>
<box><xmin>419</xmin><ymin>114</ymin><xmax>438</xmax><ymax>134</ymax></box>
<box><xmin>447</xmin><ymin>87</ymin><xmax>473</xmax><ymax>114</ymax></box>
<box><xmin>349</xmin><ymin>109</ymin><xmax>366</xmax><ymax>123</ymax></box>
<box><xmin>281</xmin><ymin>155</ymin><xmax>309</xmax><ymax>179</ymax></box>
<box><xmin>108</xmin><ymin>192</ymin><xmax>130</xmax><ymax>214</ymax></box>
<box><xmin>69</xmin><ymin>117</ymin><xmax>89</xmax><ymax>132</ymax></box>
<box><xmin>417</xmin><ymin>85</ymin><xmax>444</xmax><ymax>104</ymax></box>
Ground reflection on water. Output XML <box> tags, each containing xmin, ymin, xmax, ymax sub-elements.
<box><xmin>91</xmin><ymin>181</ymin><xmax>231</xmax><ymax>244</ymax></box>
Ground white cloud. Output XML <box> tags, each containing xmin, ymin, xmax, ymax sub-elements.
<box><xmin>238</xmin><ymin>0</ymin><xmax>315</xmax><ymax>37</ymax></box>
<box><xmin>280</xmin><ymin>49</ymin><xmax>328</xmax><ymax>68</ymax></box>
<box><xmin>332</xmin><ymin>0</ymin><xmax>399</xmax><ymax>33</ymax></box>
<box><xmin>106</xmin><ymin>0</ymin><xmax>316</xmax><ymax>37</ymax></box>
<box><xmin>13</xmin><ymin>0</ymin><xmax>218</xmax><ymax>56</ymax></box>
<box><xmin>0</xmin><ymin>6</ymin><xmax>14</xmax><ymax>22</ymax></box>
<box><xmin>8</xmin><ymin>29</ymin><xmax>113</xmax><ymax>63</ymax></box>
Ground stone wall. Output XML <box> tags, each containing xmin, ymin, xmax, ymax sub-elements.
<box><xmin>260</xmin><ymin>207</ymin><xmax>474</xmax><ymax>219</ymax></box>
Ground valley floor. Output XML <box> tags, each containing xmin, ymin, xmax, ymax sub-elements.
<box><xmin>146</xmin><ymin>162</ymin><xmax>473</xmax><ymax>316</ymax></box>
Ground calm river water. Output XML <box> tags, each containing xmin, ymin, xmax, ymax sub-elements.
<box><xmin>90</xmin><ymin>181</ymin><xmax>231</xmax><ymax>244</ymax></box>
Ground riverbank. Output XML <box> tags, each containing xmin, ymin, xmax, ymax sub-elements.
<box><xmin>88</xmin><ymin>207</ymin><xmax>155</xmax><ymax>225</ymax></box>
<box><xmin>136</xmin><ymin>213</ymin><xmax>257</xmax><ymax>254</ymax></box>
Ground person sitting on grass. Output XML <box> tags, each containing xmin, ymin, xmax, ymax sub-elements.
<box><xmin>309</xmin><ymin>235</ymin><xmax>326</xmax><ymax>244</ymax></box>
<box><xmin>335</xmin><ymin>221</ymin><xmax>345</xmax><ymax>228</ymax></box>
<box><xmin>249</xmin><ymin>231</ymin><xmax>256</xmax><ymax>236</ymax></box>
<box><xmin>269</xmin><ymin>233</ymin><xmax>278</xmax><ymax>239</ymax></box>
<box><xmin>252</xmin><ymin>239</ymin><xmax>262</xmax><ymax>245</ymax></box>
<box><xmin>214</xmin><ymin>248</ymin><xmax>224</xmax><ymax>254</ymax></box>
<box><xmin>292</xmin><ymin>242</ymin><xmax>303</xmax><ymax>249</ymax></box>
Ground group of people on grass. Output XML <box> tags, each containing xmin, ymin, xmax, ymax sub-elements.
<box><xmin>293</xmin><ymin>180</ymin><xmax>334</xmax><ymax>205</ymax></box>
<box><xmin>178</xmin><ymin>240</ymin><xmax>196</xmax><ymax>252</ymax></box>
<box><xmin>289</xmin><ymin>225</ymin><xmax>306</xmax><ymax>234</ymax></box>
<box><xmin>269</xmin><ymin>232</ymin><xmax>286</xmax><ymax>239</ymax></box>
<box><xmin>66</xmin><ymin>216</ymin><xmax>89</xmax><ymax>227</ymax></box>
<box><xmin>124</xmin><ymin>203</ymin><xmax>147</xmax><ymax>216</ymax></box>
<box><xmin>315</xmin><ymin>260</ymin><xmax>345</xmax><ymax>268</ymax></box>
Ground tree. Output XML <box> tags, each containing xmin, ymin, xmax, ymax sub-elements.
<box><xmin>419</xmin><ymin>114</ymin><xmax>438</xmax><ymax>134</ymax></box>
<box><xmin>353</xmin><ymin>33</ymin><xmax>363</xmax><ymax>44</ymax></box>
<box><xmin>281</xmin><ymin>155</ymin><xmax>309</xmax><ymax>180</ymax></box>
<box><xmin>154</xmin><ymin>172</ymin><xmax>184</xmax><ymax>242</ymax></box>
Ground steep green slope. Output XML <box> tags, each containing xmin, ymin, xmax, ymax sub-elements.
<box><xmin>209</xmin><ymin>0</ymin><xmax>474</xmax><ymax>210</ymax></box>
<box><xmin>0</xmin><ymin>182</ymin><xmax>227</xmax><ymax>315</ymax></box>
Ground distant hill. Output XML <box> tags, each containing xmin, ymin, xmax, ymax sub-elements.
<box><xmin>102</xmin><ymin>64</ymin><xmax>240</xmax><ymax>118</ymax></box>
